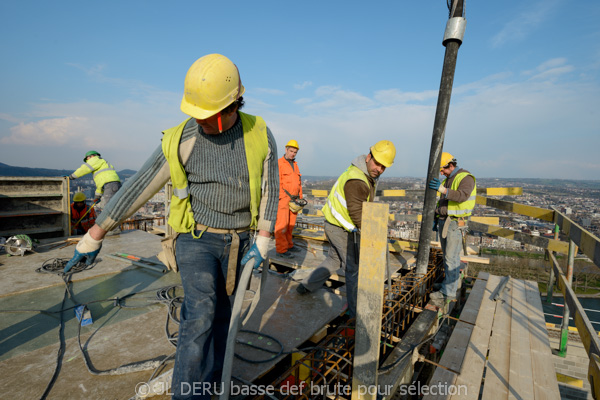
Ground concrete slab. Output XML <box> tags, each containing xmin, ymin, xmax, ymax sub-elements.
<box><xmin>0</xmin><ymin>230</ymin><xmax>349</xmax><ymax>399</ymax></box>
<box><xmin>0</xmin><ymin>230</ymin><xmax>164</xmax><ymax>297</ymax></box>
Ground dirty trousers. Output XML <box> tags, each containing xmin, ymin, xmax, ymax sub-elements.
<box><xmin>171</xmin><ymin>230</ymin><xmax>249</xmax><ymax>400</ymax></box>
<box><xmin>300</xmin><ymin>221</ymin><xmax>360</xmax><ymax>318</ymax></box>
<box><xmin>439</xmin><ymin>218</ymin><xmax>462</xmax><ymax>298</ymax></box>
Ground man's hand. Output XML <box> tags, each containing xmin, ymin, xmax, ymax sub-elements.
<box><xmin>428</xmin><ymin>178</ymin><xmax>447</xmax><ymax>195</ymax></box>
<box><xmin>94</xmin><ymin>194</ymin><xmax>102</xmax><ymax>203</ymax></box>
<box><xmin>64</xmin><ymin>232</ymin><xmax>103</xmax><ymax>273</ymax></box>
<box><xmin>241</xmin><ymin>235</ymin><xmax>269</xmax><ymax>268</ymax></box>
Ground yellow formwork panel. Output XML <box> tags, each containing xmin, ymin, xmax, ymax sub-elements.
<box><xmin>380</xmin><ymin>189</ymin><xmax>406</xmax><ymax>197</ymax></box>
<box><xmin>471</xmin><ymin>216</ymin><xmax>499</xmax><ymax>225</ymax></box>
<box><xmin>484</xmin><ymin>187</ymin><xmax>523</xmax><ymax>196</ymax></box>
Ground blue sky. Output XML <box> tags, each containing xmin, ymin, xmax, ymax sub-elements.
<box><xmin>1</xmin><ymin>0</ymin><xmax>599</xmax><ymax>179</ymax></box>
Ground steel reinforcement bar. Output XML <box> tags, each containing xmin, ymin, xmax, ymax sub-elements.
<box><xmin>255</xmin><ymin>249</ymin><xmax>444</xmax><ymax>399</ymax></box>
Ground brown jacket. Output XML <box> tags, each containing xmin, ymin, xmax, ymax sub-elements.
<box><xmin>344</xmin><ymin>155</ymin><xmax>376</xmax><ymax>230</ymax></box>
<box><xmin>435</xmin><ymin>168</ymin><xmax>475</xmax><ymax>217</ymax></box>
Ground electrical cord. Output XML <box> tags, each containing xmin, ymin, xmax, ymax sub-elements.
<box><xmin>36</xmin><ymin>257</ymin><xmax>96</xmax><ymax>275</ymax></box>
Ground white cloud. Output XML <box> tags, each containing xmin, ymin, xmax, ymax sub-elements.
<box><xmin>253</xmin><ymin>87</ymin><xmax>286</xmax><ymax>96</ymax></box>
<box><xmin>294</xmin><ymin>81</ymin><xmax>313</xmax><ymax>90</ymax></box>
<box><xmin>2</xmin><ymin>117</ymin><xmax>88</xmax><ymax>145</ymax></box>
<box><xmin>491</xmin><ymin>0</ymin><xmax>560</xmax><ymax>47</ymax></box>
<box><xmin>522</xmin><ymin>58</ymin><xmax>574</xmax><ymax>81</ymax></box>
<box><xmin>3</xmin><ymin>56</ymin><xmax>599</xmax><ymax>180</ymax></box>
<box><xmin>296</xmin><ymin>86</ymin><xmax>375</xmax><ymax>112</ymax></box>
<box><xmin>374</xmin><ymin>89</ymin><xmax>438</xmax><ymax>104</ymax></box>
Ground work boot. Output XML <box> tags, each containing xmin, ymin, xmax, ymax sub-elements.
<box><xmin>278</xmin><ymin>251</ymin><xmax>294</xmax><ymax>259</ymax></box>
<box><xmin>430</xmin><ymin>291</ymin><xmax>455</xmax><ymax>302</ymax></box>
<box><xmin>288</xmin><ymin>246</ymin><xmax>301</xmax><ymax>253</ymax></box>
<box><xmin>296</xmin><ymin>283</ymin><xmax>309</xmax><ymax>294</ymax></box>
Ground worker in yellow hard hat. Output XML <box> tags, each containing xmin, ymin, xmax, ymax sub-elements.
<box><xmin>275</xmin><ymin>139</ymin><xmax>305</xmax><ymax>258</ymax></box>
<box><xmin>296</xmin><ymin>140</ymin><xmax>396</xmax><ymax>319</ymax></box>
<box><xmin>70</xmin><ymin>192</ymin><xmax>97</xmax><ymax>235</ymax></box>
<box><xmin>64</xmin><ymin>54</ymin><xmax>280</xmax><ymax>394</ymax></box>
<box><xmin>428</xmin><ymin>152</ymin><xmax>476</xmax><ymax>303</ymax></box>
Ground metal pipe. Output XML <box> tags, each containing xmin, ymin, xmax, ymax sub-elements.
<box><xmin>415</xmin><ymin>0</ymin><xmax>466</xmax><ymax>275</ymax></box>
<box><xmin>546</xmin><ymin>224</ymin><xmax>559</xmax><ymax>303</ymax></box>
<box><xmin>558</xmin><ymin>239</ymin><xmax>577</xmax><ymax>356</ymax></box>
<box><xmin>491</xmin><ymin>275</ymin><xmax>510</xmax><ymax>302</ymax></box>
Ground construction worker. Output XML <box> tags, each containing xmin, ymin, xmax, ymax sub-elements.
<box><xmin>64</xmin><ymin>54</ymin><xmax>278</xmax><ymax>399</ymax></box>
<box><xmin>428</xmin><ymin>152</ymin><xmax>476</xmax><ymax>303</ymax></box>
<box><xmin>70</xmin><ymin>192</ymin><xmax>97</xmax><ymax>235</ymax></box>
<box><xmin>68</xmin><ymin>151</ymin><xmax>122</xmax><ymax>207</ymax></box>
<box><xmin>275</xmin><ymin>139</ymin><xmax>304</xmax><ymax>258</ymax></box>
<box><xmin>296</xmin><ymin>140</ymin><xmax>396</xmax><ymax>319</ymax></box>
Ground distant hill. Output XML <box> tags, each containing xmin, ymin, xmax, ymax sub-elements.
<box><xmin>0</xmin><ymin>163</ymin><xmax>137</xmax><ymax>179</ymax></box>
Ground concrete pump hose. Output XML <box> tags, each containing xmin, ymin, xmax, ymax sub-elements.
<box><xmin>220</xmin><ymin>258</ymin><xmax>256</xmax><ymax>400</ymax></box>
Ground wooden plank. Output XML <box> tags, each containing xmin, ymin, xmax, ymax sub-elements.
<box><xmin>424</xmin><ymin>271</ymin><xmax>490</xmax><ymax>400</ymax></box>
<box><xmin>524</xmin><ymin>280</ymin><xmax>561</xmax><ymax>400</ymax></box>
<box><xmin>460</xmin><ymin>271</ymin><xmax>490</xmax><ymax>325</ymax></box>
<box><xmin>482</xmin><ymin>278</ymin><xmax>512</xmax><ymax>399</ymax></box>
<box><xmin>352</xmin><ymin>202</ymin><xmax>389</xmax><ymax>400</ymax></box>
<box><xmin>508</xmin><ymin>279</ymin><xmax>534</xmax><ymax>400</ymax></box>
<box><xmin>453</xmin><ymin>275</ymin><xmax>500</xmax><ymax>399</ymax></box>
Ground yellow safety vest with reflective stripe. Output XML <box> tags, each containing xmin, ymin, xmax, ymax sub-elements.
<box><xmin>72</xmin><ymin>157</ymin><xmax>120</xmax><ymax>195</ymax></box>
<box><xmin>321</xmin><ymin>165</ymin><xmax>370</xmax><ymax>232</ymax></box>
<box><xmin>444</xmin><ymin>172</ymin><xmax>476</xmax><ymax>218</ymax></box>
<box><xmin>161</xmin><ymin>112</ymin><xmax>269</xmax><ymax>233</ymax></box>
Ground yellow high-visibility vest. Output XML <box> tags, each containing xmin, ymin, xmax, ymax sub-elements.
<box><xmin>445</xmin><ymin>171</ymin><xmax>476</xmax><ymax>218</ymax></box>
<box><xmin>161</xmin><ymin>113</ymin><xmax>269</xmax><ymax>233</ymax></box>
<box><xmin>321</xmin><ymin>165</ymin><xmax>370</xmax><ymax>232</ymax></box>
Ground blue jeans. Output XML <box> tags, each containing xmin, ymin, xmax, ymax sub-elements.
<box><xmin>439</xmin><ymin>218</ymin><xmax>462</xmax><ymax>298</ymax></box>
<box><xmin>171</xmin><ymin>230</ymin><xmax>249</xmax><ymax>400</ymax></box>
<box><xmin>302</xmin><ymin>222</ymin><xmax>360</xmax><ymax>318</ymax></box>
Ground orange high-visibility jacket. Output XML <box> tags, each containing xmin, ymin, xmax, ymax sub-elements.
<box><xmin>278</xmin><ymin>156</ymin><xmax>302</xmax><ymax>200</ymax></box>
<box><xmin>71</xmin><ymin>204</ymin><xmax>97</xmax><ymax>233</ymax></box>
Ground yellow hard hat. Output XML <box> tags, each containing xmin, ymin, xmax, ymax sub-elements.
<box><xmin>440</xmin><ymin>152</ymin><xmax>456</xmax><ymax>171</ymax></box>
<box><xmin>286</xmin><ymin>139</ymin><xmax>299</xmax><ymax>149</ymax></box>
<box><xmin>180</xmin><ymin>54</ymin><xmax>245</xmax><ymax>120</ymax></box>
<box><xmin>73</xmin><ymin>192</ymin><xmax>86</xmax><ymax>202</ymax></box>
<box><xmin>370</xmin><ymin>140</ymin><xmax>396</xmax><ymax>168</ymax></box>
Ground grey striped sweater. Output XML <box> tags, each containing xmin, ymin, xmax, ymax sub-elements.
<box><xmin>96</xmin><ymin>115</ymin><xmax>279</xmax><ymax>233</ymax></box>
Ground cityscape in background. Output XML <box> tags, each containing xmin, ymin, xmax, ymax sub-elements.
<box><xmin>68</xmin><ymin>170</ymin><xmax>600</xmax><ymax>255</ymax></box>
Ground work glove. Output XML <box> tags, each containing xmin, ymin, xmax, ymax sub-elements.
<box><xmin>428</xmin><ymin>178</ymin><xmax>447</xmax><ymax>195</ymax></box>
<box><xmin>64</xmin><ymin>232</ymin><xmax>103</xmax><ymax>273</ymax></box>
<box><xmin>241</xmin><ymin>235</ymin><xmax>269</xmax><ymax>269</ymax></box>
<box><xmin>433</xmin><ymin>218</ymin><xmax>439</xmax><ymax>232</ymax></box>
<box><xmin>94</xmin><ymin>194</ymin><xmax>102</xmax><ymax>203</ymax></box>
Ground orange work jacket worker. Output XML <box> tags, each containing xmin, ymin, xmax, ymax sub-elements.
<box><xmin>71</xmin><ymin>203</ymin><xmax>97</xmax><ymax>235</ymax></box>
<box><xmin>275</xmin><ymin>143</ymin><xmax>303</xmax><ymax>255</ymax></box>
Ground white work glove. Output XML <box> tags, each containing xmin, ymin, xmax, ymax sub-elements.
<box><xmin>64</xmin><ymin>232</ymin><xmax>103</xmax><ymax>273</ymax></box>
<box><xmin>428</xmin><ymin>178</ymin><xmax>447</xmax><ymax>195</ymax></box>
<box><xmin>254</xmin><ymin>235</ymin><xmax>269</xmax><ymax>259</ymax></box>
<box><xmin>241</xmin><ymin>235</ymin><xmax>270</xmax><ymax>268</ymax></box>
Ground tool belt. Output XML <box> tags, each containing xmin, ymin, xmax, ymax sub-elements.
<box><xmin>439</xmin><ymin>216</ymin><xmax>469</xmax><ymax>239</ymax></box>
<box><xmin>195</xmin><ymin>223</ymin><xmax>250</xmax><ymax>296</ymax></box>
